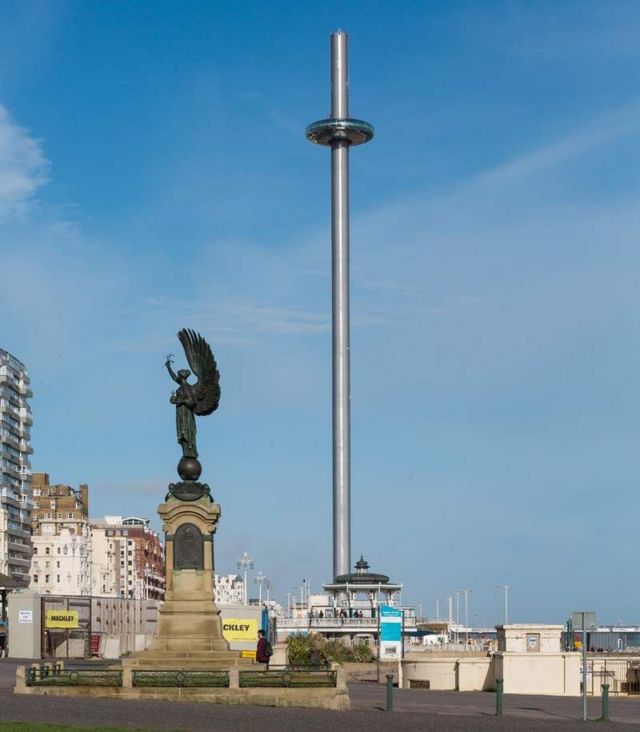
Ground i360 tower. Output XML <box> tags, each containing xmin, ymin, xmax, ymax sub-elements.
<box><xmin>306</xmin><ymin>32</ymin><xmax>374</xmax><ymax>580</ymax></box>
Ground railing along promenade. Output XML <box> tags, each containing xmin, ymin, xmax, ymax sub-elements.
<box><xmin>279</xmin><ymin>616</ymin><xmax>417</xmax><ymax>631</ymax></box>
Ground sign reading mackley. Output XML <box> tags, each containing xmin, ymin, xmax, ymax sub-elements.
<box><xmin>45</xmin><ymin>610</ymin><xmax>80</xmax><ymax>629</ymax></box>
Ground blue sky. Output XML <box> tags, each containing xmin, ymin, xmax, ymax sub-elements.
<box><xmin>1</xmin><ymin>0</ymin><xmax>640</xmax><ymax>625</ymax></box>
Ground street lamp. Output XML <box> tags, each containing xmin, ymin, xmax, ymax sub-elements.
<box><xmin>462</xmin><ymin>589</ymin><xmax>471</xmax><ymax>646</ymax></box>
<box><xmin>237</xmin><ymin>552</ymin><xmax>254</xmax><ymax>606</ymax></box>
<box><xmin>254</xmin><ymin>571</ymin><xmax>266</xmax><ymax>605</ymax></box>
<box><xmin>497</xmin><ymin>585</ymin><xmax>512</xmax><ymax>625</ymax></box>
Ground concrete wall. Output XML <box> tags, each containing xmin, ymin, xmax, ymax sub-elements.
<box><xmin>402</xmin><ymin>651</ymin><xmax>581</xmax><ymax>695</ymax></box>
<box><xmin>402</xmin><ymin>657</ymin><xmax>459</xmax><ymax>690</ymax></box>
<box><xmin>494</xmin><ymin>652</ymin><xmax>580</xmax><ymax>696</ymax></box>
<box><xmin>218</xmin><ymin>605</ymin><xmax>264</xmax><ymax>654</ymax></box>
<box><xmin>7</xmin><ymin>591</ymin><xmax>41</xmax><ymax>658</ymax></box>
<box><xmin>457</xmin><ymin>658</ymin><xmax>494</xmax><ymax>691</ymax></box>
<box><xmin>497</xmin><ymin>624</ymin><xmax>564</xmax><ymax>653</ymax></box>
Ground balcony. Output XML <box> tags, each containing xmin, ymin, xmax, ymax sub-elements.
<box><xmin>8</xmin><ymin>555</ymin><xmax>32</xmax><ymax>567</ymax></box>
<box><xmin>1</xmin><ymin>435</ymin><xmax>20</xmax><ymax>451</ymax></box>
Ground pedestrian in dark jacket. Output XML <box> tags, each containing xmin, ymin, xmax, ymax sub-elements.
<box><xmin>256</xmin><ymin>629</ymin><xmax>272</xmax><ymax>668</ymax></box>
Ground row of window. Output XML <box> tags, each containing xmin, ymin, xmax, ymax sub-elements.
<box><xmin>33</xmin><ymin>544</ymin><xmax>86</xmax><ymax>556</ymax></box>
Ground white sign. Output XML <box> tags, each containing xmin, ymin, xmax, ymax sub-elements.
<box><xmin>18</xmin><ymin>609</ymin><xmax>33</xmax><ymax>624</ymax></box>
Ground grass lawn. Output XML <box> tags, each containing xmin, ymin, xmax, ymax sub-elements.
<box><xmin>0</xmin><ymin>724</ymin><xmax>177</xmax><ymax>732</ymax></box>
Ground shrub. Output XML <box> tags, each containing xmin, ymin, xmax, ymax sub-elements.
<box><xmin>285</xmin><ymin>633</ymin><xmax>375</xmax><ymax>665</ymax></box>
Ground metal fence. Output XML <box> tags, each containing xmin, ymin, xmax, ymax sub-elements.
<box><xmin>26</xmin><ymin>666</ymin><xmax>122</xmax><ymax>687</ymax></box>
<box><xmin>239</xmin><ymin>668</ymin><xmax>337</xmax><ymax>688</ymax></box>
<box><xmin>132</xmin><ymin>670</ymin><xmax>229</xmax><ymax>688</ymax></box>
<box><xmin>587</xmin><ymin>658</ymin><xmax>640</xmax><ymax>695</ymax></box>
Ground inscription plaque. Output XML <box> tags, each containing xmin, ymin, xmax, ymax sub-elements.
<box><xmin>174</xmin><ymin>523</ymin><xmax>204</xmax><ymax>570</ymax></box>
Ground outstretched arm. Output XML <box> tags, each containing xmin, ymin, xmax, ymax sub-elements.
<box><xmin>165</xmin><ymin>357</ymin><xmax>179</xmax><ymax>383</ymax></box>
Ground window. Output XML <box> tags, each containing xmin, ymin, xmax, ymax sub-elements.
<box><xmin>57</xmin><ymin>547</ymin><xmax>60</xmax><ymax>554</ymax></box>
<box><xmin>33</xmin><ymin>546</ymin><xmax>37</xmax><ymax>554</ymax></box>
<box><xmin>68</xmin><ymin>513</ymin><xmax>73</xmax><ymax>519</ymax></box>
<box><xmin>56</xmin><ymin>575</ymin><xmax>60</xmax><ymax>583</ymax></box>
<box><xmin>526</xmin><ymin>633</ymin><xmax>541</xmax><ymax>652</ymax></box>
<box><xmin>45</xmin><ymin>575</ymin><xmax>49</xmax><ymax>583</ymax></box>
<box><xmin>32</xmin><ymin>575</ymin><xmax>38</xmax><ymax>583</ymax></box>
<box><xmin>45</xmin><ymin>547</ymin><xmax>50</xmax><ymax>555</ymax></box>
<box><xmin>56</xmin><ymin>561</ymin><xmax>60</xmax><ymax>568</ymax></box>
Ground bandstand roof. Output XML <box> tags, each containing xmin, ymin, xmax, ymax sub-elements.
<box><xmin>324</xmin><ymin>555</ymin><xmax>401</xmax><ymax>591</ymax></box>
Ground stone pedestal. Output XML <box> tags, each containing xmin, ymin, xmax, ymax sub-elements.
<box><xmin>125</xmin><ymin>495</ymin><xmax>250</xmax><ymax>670</ymax></box>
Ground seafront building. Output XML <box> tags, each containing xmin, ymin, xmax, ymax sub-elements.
<box><xmin>90</xmin><ymin>515</ymin><xmax>164</xmax><ymax>600</ymax></box>
<box><xmin>0</xmin><ymin>349</ymin><xmax>33</xmax><ymax>585</ymax></box>
<box><xmin>214</xmin><ymin>573</ymin><xmax>244</xmax><ymax>606</ymax></box>
<box><xmin>30</xmin><ymin>473</ymin><xmax>91</xmax><ymax>596</ymax></box>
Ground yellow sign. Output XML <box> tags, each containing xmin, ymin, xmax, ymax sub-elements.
<box><xmin>221</xmin><ymin>618</ymin><xmax>258</xmax><ymax>642</ymax></box>
<box><xmin>45</xmin><ymin>610</ymin><xmax>79</xmax><ymax>629</ymax></box>
<box><xmin>241</xmin><ymin>650</ymin><xmax>257</xmax><ymax>659</ymax></box>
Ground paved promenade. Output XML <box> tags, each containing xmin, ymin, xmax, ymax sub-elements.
<box><xmin>1</xmin><ymin>659</ymin><xmax>640</xmax><ymax>730</ymax></box>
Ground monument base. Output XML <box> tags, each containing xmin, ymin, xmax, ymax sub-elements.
<box><xmin>123</xmin><ymin>493</ymin><xmax>250</xmax><ymax>670</ymax></box>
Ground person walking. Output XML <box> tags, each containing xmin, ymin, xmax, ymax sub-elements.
<box><xmin>256</xmin><ymin>629</ymin><xmax>272</xmax><ymax>669</ymax></box>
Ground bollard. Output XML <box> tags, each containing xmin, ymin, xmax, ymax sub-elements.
<box><xmin>496</xmin><ymin>678</ymin><xmax>504</xmax><ymax>717</ymax></box>
<box><xmin>386</xmin><ymin>673</ymin><xmax>394</xmax><ymax>712</ymax></box>
<box><xmin>600</xmin><ymin>683</ymin><xmax>609</xmax><ymax>722</ymax></box>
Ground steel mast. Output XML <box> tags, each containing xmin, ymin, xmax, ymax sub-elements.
<box><xmin>306</xmin><ymin>32</ymin><xmax>374</xmax><ymax>579</ymax></box>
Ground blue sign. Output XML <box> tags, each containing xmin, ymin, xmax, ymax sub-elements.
<box><xmin>380</xmin><ymin>605</ymin><xmax>402</xmax><ymax>618</ymax></box>
<box><xmin>381</xmin><ymin>622</ymin><xmax>402</xmax><ymax>641</ymax></box>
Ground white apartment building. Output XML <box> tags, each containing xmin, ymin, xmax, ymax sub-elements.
<box><xmin>30</xmin><ymin>474</ymin><xmax>91</xmax><ymax>596</ymax></box>
<box><xmin>214</xmin><ymin>574</ymin><xmax>245</xmax><ymax>606</ymax></box>
<box><xmin>90</xmin><ymin>516</ymin><xmax>164</xmax><ymax>600</ymax></box>
<box><xmin>0</xmin><ymin>349</ymin><xmax>33</xmax><ymax>585</ymax></box>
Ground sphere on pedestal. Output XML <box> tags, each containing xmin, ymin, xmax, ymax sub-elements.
<box><xmin>178</xmin><ymin>456</ymin><xmax>202</xmax><ymax>481</ymax></box>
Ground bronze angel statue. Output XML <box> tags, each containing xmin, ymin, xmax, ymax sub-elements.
<box><xmin>165</xmin><ymin>329</ymin><xmax>220</xmax><ymax>462</ymax></box>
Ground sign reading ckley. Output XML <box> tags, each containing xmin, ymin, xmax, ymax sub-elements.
<box><xmin>46</xmin><ymin>610</ymin><xmax>80</xmax><ymax>629</ymax></box>
<box><xmin>221</xmin><ymin>618</ymin><xmax>258</xmax><ymax>642</ymax></box>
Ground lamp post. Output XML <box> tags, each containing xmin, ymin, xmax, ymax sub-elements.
<box><xmin>497</xmin><ymin>585</ymin><xmax>512</xmax><ymax>625</ymax></box>
<box><xmin>237</xmin><ymin>552</ymin><xmax>254</xmax><ymax>606</ymax></box>
<box><xmin>462</xmin><ymin>589</ymin><xmax>471</xmax><ymax>646</ymax></box>
<box><xmin>306</xmin><ymin>31</ymin><xmax>374</xmax><ymax>580</ymax></box>
<box><xmin>255</xmin><ymin>571</ymin><xmax>265</xmax><ymax>605</ymax></box>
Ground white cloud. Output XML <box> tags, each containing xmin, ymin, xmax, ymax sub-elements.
<box><xmin>0</xmin><ymin>104</ymin><xmax>49</xmax><ymax>219</ymax></box>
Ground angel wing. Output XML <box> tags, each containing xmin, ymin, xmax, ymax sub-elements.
<box><xmin>177</xmin><ymin>328</ymin><xmax>221</xmax><ymax>416</ymax></box>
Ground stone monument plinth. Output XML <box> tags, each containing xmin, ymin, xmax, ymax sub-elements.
<box><xmin>124</xmin><ymin>493</ymin><xmax>249</xmax><ymax>670</ymax></box>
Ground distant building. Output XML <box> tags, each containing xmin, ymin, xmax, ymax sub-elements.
<box><xmin>214</xmin><ymin>574</ymin><xmax>244</xmax><ymax>606</ymax></box>
<box><xmin>90</xmin><ymin>516</ymin><xmax>164</xmax><ymax>600</ymax></box>
<box><xmin>0</xmin><ymin>349</ymin><xmax>33</xmax><ymax>585</ymax></box>
<box><xmin>277</xmin><ymin>556</ymin><xmax>416</xmax><ymax>645</ymax></box>
<box><xmin>30</xmin><ymin>473</ymin><xmax>91</xmax><ymax>596</ymax></box>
